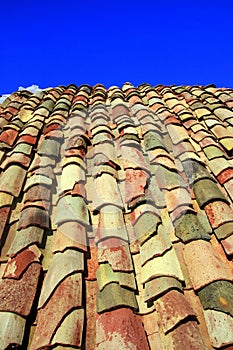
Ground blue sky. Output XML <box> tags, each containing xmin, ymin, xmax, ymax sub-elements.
<box><xmin>1</xmin><ymin>1</ymin><xmax>233</xmax><ymax>94</ymax></box>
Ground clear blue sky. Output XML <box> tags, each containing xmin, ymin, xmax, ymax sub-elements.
<box><xmin>1</xmin><ymin>1</ymin><xmax>233</xmax><ymax>94</ymax></box>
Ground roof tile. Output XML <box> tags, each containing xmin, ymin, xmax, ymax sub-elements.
<box><xmin>0</xmin><ymin>262</ymin><xmax>41</xmax><ymax>316</ymax></box>
<box><xmin>96</xmin><ymin>262</ymin><xmax>136</xmax><ymax>291</ymax></box>
<box><xmin>30</xmin><ymin>273</ymin><xmax>83</xmax><ymax>350</ymax></box>
<box><xmin>155</xmin><ymin>289</ymin><xmax>196</xmax><ymax>334</ymax></box>
<box><xmin>183</xmin><ymin>240</ymin><xmax>233</xmax><ymax>290</ymax></box>
<box><xmin>97</xmin><ymin>282</ymin><xmax>138</xmax><ymax>313</ymax></box>
<box><xmin>96</xmin><ymin>308</ymin><xmax>149</xmax><ymax>350</ymax></box>
<box><xmin>3</xmin><ymin>245</ymin><xmax>41</xmax><ymax>279</ymax></box>
<box><xmin>198</xmin><ymin>280</ymin><xmax>233</xmax><ymax>316</ymax></box>
<box><xmin>53</xmin><ymin>221</ymin><xmax>87</xmax><ymax>252</ymax></box>
<box><xmin>0</xmin><ymin>312</ymin><xmax>26</xmax><ymax>349</ymax></box>
<box><xmin>97</xmin><ymin>239</ymin><xmax>133</xmax><ymax>272</ymax></box>
<box><xmin>174</xmin><ymin>213</ymin><xmax>210</xmax><ymax>242</ymax></box>
<box><xmin>140</xmin><ymin>224</ymin><xmax>172</xmax><ymax>265</ymax></box>
<box><xmin>193</xmin><ymin>179</ymin><xmax>228</xmax><ymax>208</ymax></box>
<box><xmin>203</xmin><ymin>309</ymin><xmax>233</xmax><ymax>348</ymax></box>
<box><xmin>17</xmin><ymin>207</ymin><xmax>50</xmax><ymax>230</ymax></box>
<box><xmin>51</xmin><ymin>309</ymin><xmax>84</xmax><ymax>347</ymax></box>
<box><xmin>1</xmin><ymin>83</ymin><xmax>233</xmax><ymax>349</ymax></box>
<box><xmin>55</xmin><ymin>195</ymin><xmax>89</xmax><ymax>226</ymax></box>
<box><xmin>7</xmin><ymin>226</ymin><xmax>44</xmax><ymax>257</ymax></box>
<box><xmin>0</xmin><ymin>165</ymin><xmax>26</xmax><ymax>197</ymax></box>
<box><xmin>141</xmin><ymin>246</ymin><xmax>184</xmax><ymax>284</ymax></box>
<box><xmin>38</xmin><ymin>250</ymin><xmax>84</xmax><ymax>308</ymax></box>
<box><xmin>95</xmin><ymin>206</ymin><xmax>128</xmax><ymax>242</ymax></box>
<box><xmin>144</xmin><ymin>276</ymin><xmax>183</xmax><ymax>302</ymax></box>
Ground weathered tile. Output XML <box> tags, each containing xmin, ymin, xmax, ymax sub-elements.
<box><xmin>53</xmin><ymin>221</ymin><xmax>87</xmax><ymax>252</ymax></box>
<box><xmin>96</xmin><ymin>262</ymin><xmax>136</xmax><ymax>291</ymax></box>
<box><xmin>133</xmin><ymin>212</ymin><xmax>161</xmax><ymax>245</ymax></box>
<box><xmin>96</xmin><ymin>308</ymin><xmax>149</xmax><ymax>350</ymax></box>
<box><xmin>51</xmin><ymin>309</ymin><xmax>84</xmax><ymax>347</ymax></box>
<box><xmin>17</xmin><ymin>207</ymin><xmax>50</xmax><ymax>230</ymax></box>
<box><xmin>155</xmin><ymin>290</ymin><xmax>196</xmax><ymax>334</ymax></box>
<box><xmin>182</xmin><ymin>159</ymin><xmax>213</xmax><ymax>185</ymax></box>
<box><xmin>24</xmin><ymin>174</ymin><xmax>53</xmax><ymax>191</ymax></box>
<box><xmin>168</xmin><ymin>320</ymin><xmax>206</xmax><ymax>350</ymax></box>
<box><xmin>95</xmin><ymin>205</ymin><xmax>128</xmax><ymax>242</ymax></box>
<box><xmin>60</xmin><ymin>164</ymin><xmax>86</xmax><ymax>192</ymax></box>
<box><xmin>97</xmin><ymin>282</ymin><xmax>138</xmax><ymax>313</ymax></box>
<box><xmin>7</xmin><ymin>226</ymin><xmax>44</xmax><ymax>257</ymax></box>
<box><xmin>3</xmin><ymin>244</ymin><xmax>41</xmax><ymax>279</ymax></box>
<box><xmin>0</xmin><ymin>128</ymin><xmax>18</xmax><ymax>146</ymax></box>
<box><xmin>164</xmin><ymin>187</ymin><xmax>192</xmax><ymax>213</ymax></box>
<box><xmin>174</xmin><ymin>213</ymin><xmax>210</xmax><ymax>242</ymax></box>
<box><xmin>97</xmin><ymin>238</ymin><xmax>133</xmax><ymax>271</ymax></box>
<box><xmin>183</xmin><ymin>240</ymin><xmax>233</xmax><ymax>290</ymax></box>
<box><xmin>156</xmin><ymin>166</ymin><xmax>186</xmax><ymax>190</ymax></box>
<box><xmin>24</xmin><ymin>184</ymin><xmax>51</xmax><ymax>203</ymax></box>
<box><xmin>38</xmin><ymin>249</ymin><xmax>84</xmax><ymax>308</ymax></box>
<box><xmin>204</xmin><ymin>201</ymin><xmax>233</xmax><ymax>236</ymax></box>
<box><xmin>0</xmin><ymin>311</ymin><xmax>26</xmax><ymax>349</ymax></box>
<box><xmin>125</xmin><ymin>168</ymin><xmax>150</xmax><ymax>203</ymax></box>
<box><xmin>0</xmin><ymin>263</ymin><xmax>41</xmax><ymax>316</ymax></box>
<box><xmin>221</xmin><ymin>234</ymin><xmax>233</xmax><ymax>256</ymax></box>
<box><xmin>217</xmin><ymin>168</ymin><xmax>233</xmax><ymax>185</ymax></box>
<box><xmin>144</xmin><ymin>276</ymin><xmax>183</xmax><ymax>302</ymax></box>
<box><xmin>144</xmin><ymin>131</ymin><xmax>165</xmax><ymax>151</ymax></box>
<box><xmin>198</xmin><ymin>280</ymin><xmax>233</xmax><ymax>316</ymax></box>
<box><xmin>166</xmin><ymin>124</ymin><xmax>189</xmax><ymax>144</ymax></box>
<box><xmin>93</xmin><ymin>173</ymin><xmax>123</xmax><ymax>209</ymax></box>
<box><xmin>193</xmin><ymin>179</ymin><xmax>228</xmax><ymax>208</ymax></box>
<box><xmin>204</xmin><ymin>309</ymin><xmax>233</xmax><ymax>348</ymax></box>
<box><xmin>85</xmin><ymin>280</ymin><xmax>98</xmax><ymax>350</ymax></box>
<box><xmin>140</xmin><ymin>224</ymin><xmax>172</xmax><ymax>266</ymax></box>
<box><xmin>141</xmin><ymin>247</ymin><xmax>184</xmax><ymax>284</ymax></box>
<box><xmin>30</xmin><ymin>273</ymin><xmax>83</xmax><ymax>350</ymax></box>
<box><xmin>121</xmin><ymin>144</ymin><xmax>150</xmax><ymax>172</ymax></box>
<box><xmin>0</xmin><ymin>165</ymin><xmax>26</xmax><ymax>197</ymax></box>
<box><xmin>55</xmin><ymin>195</ymin><xmax>89</xmax><ymax>226</ymax></box>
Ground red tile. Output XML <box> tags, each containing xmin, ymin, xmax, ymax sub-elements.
<box><xmin>125</xmin><ymin>168</ymin><xmax>149</xmax><ymax>203</ymax></box>
<box><xmin>97</xmin><ymin>238</ymin><xmax>133</xmax><ymax>272</ymax></box>
<box><xmin>155</xmin><ymin>290</ymin><xmax>196</xmax><ymax>334</ymax></box>
<box><xmin>17</xmin><ymin>134</ymin><xmax>37</xmax><ymax>145</ymax></box>
<box><xmin>30</xmin><ymin>273</ymin><xmax>82</xmax><ymax>349</ymax></box>
<box><xmin>217</xmin><ymin>168</ymin><xmax>233</xmax><ymax>185</ymax></box>
<box><xmin>183</xmin><ymin>240</ymin><xmax>233</xmax><ymax>290</ymax></box>
<box><xmin>204</xmin><ymin>201</ymin><xmax>233</xmax><ymax>229</ymax></box>
<box><xmin>3</xmin><ymin>245</ymin><xmax>41</xmax><ymax>279</ymax></box>
<box><xmin>0</xmin><ymin>128</ymin><xmax>18</xmax><ymax>146</ymax></box>
<box><xmin>96</xmin><ymin>308</ymin><xmax>149</xmax><ymax>350</ymax></box>
<box><xmin>0</xmin><ymin>263</ymin><xmax>41</xmax><ymax>316</ymax></box>
<box><xmin>170</xmin><ymin>321</ymin><xmax>206</xmax><ymax>350</ymax></box>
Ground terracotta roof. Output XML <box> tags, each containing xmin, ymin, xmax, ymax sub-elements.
<box><xmin>0</xmin><ymin>82</ymin><xmax>233</xmax><ymax>349</ymax></box>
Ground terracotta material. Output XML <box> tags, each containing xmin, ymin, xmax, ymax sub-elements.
<box><xmin>183</xmin><ymin>240</ymin><xmax>233</xmax><ymax>290</ymax></box>
<box><xmin>96</xmin><ymin>308</ymin><xmax>149</xmax><ymax>350</ymax></box>
<box><xmin>30</xmin><ymin>273</ymin><xmax>83</xmax><ymax>349</ymax></box>
<box><xmin>38</xmin><ymin>250</ymin><xmax>84</xmax><ymax>308</ymax></box>
<box><xmin>155</xmin><ymin>290</ymin><xmax>196</xmax><ymax>333</ymax></box>
<box><xmin>0</xmin><ymin>83</ymin><xmax>233</xmax><ymax>349</ymax></box>
<box><xmin>0</xmin><ymin>263</ymin><xmax>41</xmax><ymax>316</ymax></box>
<box><xmin>3</xmin><ymin>245</ymin><xmax>41</xmax><ymax>279</ymax></box>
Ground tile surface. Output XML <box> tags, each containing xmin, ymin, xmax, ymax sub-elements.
<box><xmin>0</xmin><ymin>83</ymin><xmax>233</xmax><ymax>349</ymax></box>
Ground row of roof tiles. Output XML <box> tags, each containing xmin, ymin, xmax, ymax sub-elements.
<box><xmin>0</xmin><ymin>83</ymin><xmax>233</xmax><ymax>349</ymax></box>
